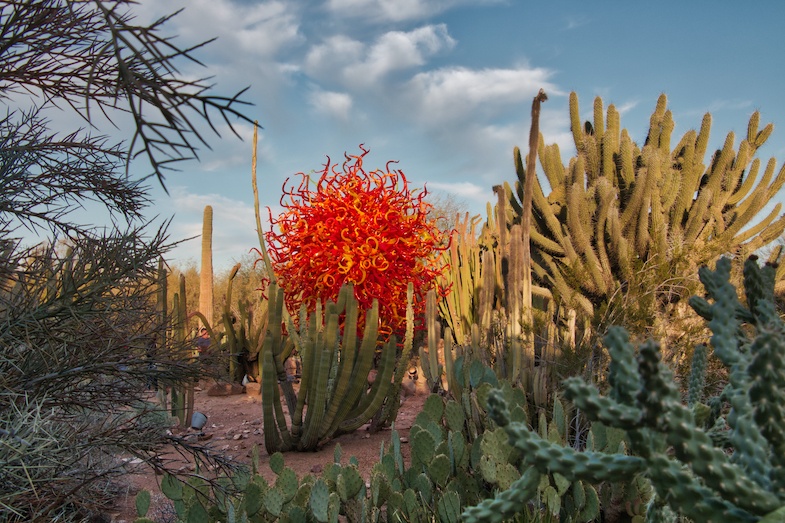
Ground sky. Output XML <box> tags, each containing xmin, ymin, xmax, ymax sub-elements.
<box><xmin>61</xmin><ymin>1</ymin><xmax>785</xmax><ymax>271</ymax></box>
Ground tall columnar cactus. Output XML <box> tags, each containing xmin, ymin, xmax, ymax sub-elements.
<box><xmin>170</xmin><ymin>274</ymin><xmax>195</xmax><ymax>427</ymax></box>
<box><xmin>466</xmin><ymin>256</ymin><xmax>785</xmax><ymax>523</ymax></box>
<box><xmin>505</xmin><ymin>92</ymin><xmax>785</xmax><ymax>344</ymax></box>
<box><xmin>199</xmin><ymin>205</ymin><xmax>214</xmax><ymax>329</ymax></box>
<box><xmin>155</xmin><ymin>258</ymin><xmax>168</xmax><ymax>405</ymax></box>
<box><xmin>420</xmin><ymin>288</ymin><xmax>444</xmax><ymax>392</ymax></box>
<box><xmin>372</xmin><ymin>282</ymin><xmax>417</xmax><ymax>430</ymax></box>
<box><xmin>437</xmin><ymin>213</ymin><xmax>489</xmax><ymax>346</ymax></box>
<box><xmin>261</xmin><ymin>282</ymin><xmax>406</xmax><ymax>452</ymax></box>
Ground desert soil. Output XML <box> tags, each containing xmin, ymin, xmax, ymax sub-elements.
<box><xmin>108</xmin><ymin>379</ymin><xmax>429</xmax><ymax>522</ymax></box>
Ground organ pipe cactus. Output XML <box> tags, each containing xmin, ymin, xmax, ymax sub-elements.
<box><xmin>505</xmin><ymin>92</ymin><xmax>785</xmax><ymax>340</ymax></box>
<box><xmin>261</xmin><ymin>281</ymin><xmax>406</xmax><ymax>452</ymax></box>
<box><xmin>437</xmin><ymin>212</ymin><xmax>490</xmax><ymax>346</ymax></box>
<box><xmin>199</xmin><ymin>205</ymin><xmax>214</xmax><ymax>329</ymax></box>
<box><xmin>221</xmin><ymin>262</ymin><xmax>269</xmax><ymax>382</ymax></box>
<box><xmin>465</xmin><ymin>256</ymin><xmax>785</xmax><ymax>522</ymax></box>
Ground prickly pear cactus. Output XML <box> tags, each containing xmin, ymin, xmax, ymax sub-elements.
<box><xmin>466</xmin><ymin>257</ymin><xmax>785</xmax><ymax>523</ymax></box>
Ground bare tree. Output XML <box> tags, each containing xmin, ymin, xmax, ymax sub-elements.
<box><xmin>426</xmin><ymin>190</ymin><xmax>471</xmax><ymax>236</ymax></box>
<box><xmin>0</xmin><ymin>1</ymin><xmax>253</xmax><ymax>520</ymax></box>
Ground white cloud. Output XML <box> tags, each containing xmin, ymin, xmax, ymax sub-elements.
<box><xmin>344</xmin><ymin>25</ymin><xmax>455</xmax><ymax>85</ymax></box>
<box><xmin>615</xmin><ymin>100</ymin><xmax>639</xmax><ymax>116</ymax></box>
<box><xmin>402</xmin><ymin>66</ymin><xmax>561</xmax><ymax>126</ymax></box>
<box><xmin>325</xmin><ymin>0</ymin><xmax>502</xmax><ymax>23</ymax></box>
<box><xmin>136</xmin><ymin>0</ymin><xmax>303</xmax><ymax>60</ymax></box>
<box><xmin>308</xmin><ymin>89</ymin><xmax>354</xmax><ymax>121</ymax></box>
<box><xmin>304</xmin><ymin>35</ymin><xmax>364</xmax><ymax>80</ymax></box>
<box><xmin>564</xmin><ymin>16</ymin><xmax>590</xmax><ymax>31</ymax></box>
<box><xmin>304</xmin><ymin>25</ymin><xmax>455</xmax><ymax>88</ymax></box>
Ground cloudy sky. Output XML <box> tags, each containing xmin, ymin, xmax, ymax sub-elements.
<box><xmin>118</xmin><ymin>0</ymin><xmax>785</xmax><ymax>271</ymax></box>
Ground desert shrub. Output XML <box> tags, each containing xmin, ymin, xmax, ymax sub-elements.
<box><xmin>0</xmin><ymin>0</ymin><xmax>252</xmax><ymax>519</ymax></box>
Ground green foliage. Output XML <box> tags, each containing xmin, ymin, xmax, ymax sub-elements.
<box><xmin>0</xmin><ymin>0</ymin><xmax>252</xmax><ymax>517</ymax></box>
<box><xmin>260</xmin><ymin>282</ymin><xmax>410</xmax><ymax>452</ymax></box>
<box><xmin>470</xmin><ymin>257</ymin><xmax>785</xmax><ymax>522</ymax></box>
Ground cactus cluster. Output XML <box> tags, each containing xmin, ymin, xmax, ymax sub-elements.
<box><xmin>506</xmin><ymin>93</ymin><xmax>785</xmax><ymax>335</ymax></box>
<box><xmin>468</xmin><ymin>257</ymin><xmax>785</xmax><ymax>522</ymax></box>
<box><xmin>136</xmin><ymin>378</ymin><xmax>653</xmax><ymax>522</ymax></box>
<box><xmin>221</xmin><ymin>262</ymin><xmax>269</xmax><ymax>382</ymax></box>
<box><xmin>260</xmin><ymin>282</ymin><xmax>410</xmax><ymax>452</ymax></box>
<box><xmin>436</xmin><ymin>93</ymin><xmax>785</xmax><ymax>408</ymax></box>
<box><xmin>371</xmin><ymin>386</ymin><xmax>613</xmax><ymax>522</ymax></box>
<box><xmin>158</xmin><ymin>260</ymin><xmax>197</xmax><ymax>428</ymax></box>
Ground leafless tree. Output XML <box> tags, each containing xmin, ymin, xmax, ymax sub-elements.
<box><xmin>0</xmin><ymin>1</ymin><xmax>253</xmax><ymax>520</ymax></box>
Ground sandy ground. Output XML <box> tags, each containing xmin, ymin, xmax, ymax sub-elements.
<box><xmin>108</xmin><ymin>378</ymin><xmax>429</xmax><ymax>522</ymax></box>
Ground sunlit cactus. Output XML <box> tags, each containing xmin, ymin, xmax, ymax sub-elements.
<box><xmin>505</xmin><ymin>92</ymin><xmax>785</xmax><ymax>341</ymax></box>
<box><xmin>199</xmin><ymin>205</ymin><xmax>214</xmax><ymax>329</ymax></box>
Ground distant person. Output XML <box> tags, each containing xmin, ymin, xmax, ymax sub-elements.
<box><xmin>195</xmin><ymin>327</ymin><xmax>211</xmax><ymax>360</ymax></box>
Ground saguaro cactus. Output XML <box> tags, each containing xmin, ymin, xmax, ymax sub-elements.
<box><xmin>199</xmin><ymin>205</ymin><xmax>214</xmax><ymax>329</ymax></box>
<box><xmin>466</xmin><ymin>256</ymin><xmax>785</xmax><ymax>522</ymax></box>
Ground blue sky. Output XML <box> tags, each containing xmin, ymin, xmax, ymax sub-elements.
<box><xmin>121</xmin><ymin>0</ymin><xmax>785</xmax><ymax>271</ymax></box>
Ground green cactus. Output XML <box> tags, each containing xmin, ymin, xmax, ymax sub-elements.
<box><xmin>420</xmin><ymin>288</ymin><xmax>444</xmax><ymax>392</ymax></box>
<box><xmin>168</xmin><ymin>273</ymin><xmax>196</xmax><ymax>427</ymax></box>
<box><xmin>260</xmin><ymin>282</ymin><xmax>405</xmax><ymax>452</ymax></box>
<box><xmin>337</xmin><ymin>466</ymin><xmax>364</xmax><ymax>501</ymax></box>
<box><xmin>371</xmin><ymin>283</ymin><xmax>418</xmax><ymax>431</ymax></box>
<box><xmin>221</xmin><ymin>262</ymin><xmax>269</xmax><ymax>384</ymax></box>
<box><xmin>135</xmin><ymin>489</ymin><xmax>151</xmax><ymax>518</ymax></box>
<box><xmin>199</xmin><ymin>205</ymin><xmax>214</xmax><ymax>330</ymax></box>
<box><xmin>276</xmin><ymin>468</ymin><xmax>300</xmax><ymax>503</ymax></box>
<box><xmin>469</xmin><ymin>256</ymin><xmax>785</xmax><ymax>522</ymax></box>
<box><xmin>309</xmin><ymin>479</ymin><xmax>330</xmax><ymax>523</ymax></box>
<box><xmin>437</xmin><ymin>213</ymin><xmax>488</xmax><ymax>345</ymax></box>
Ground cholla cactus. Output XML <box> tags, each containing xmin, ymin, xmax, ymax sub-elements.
<box><xmin>465</xmin><ymin>256</ymin><xmax>785</xmax><ymax>522</ymax></box>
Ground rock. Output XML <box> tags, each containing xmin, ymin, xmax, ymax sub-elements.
<box><xmin>244</xmin><ymin>382</ymin><xmax>261</xmax><ymax>395</ymax></box>
<box><xmin>284</xmin><ymin>357</ymin><xmax>300</xmax><ymax>379</ymax></box>
<box><xmin>311</xmin><ymin>464</ymin><xmax>323</xmax><ymax>474</ymax></box>
<box><xmin>207</xmin><ymin>382</ymin><xmax>246</xmax><ymax>396</ymax></box>
<box><xmin>400</xmin><ymin>378</ymin><xmax>416</xmax><ymax>398</ymax></box>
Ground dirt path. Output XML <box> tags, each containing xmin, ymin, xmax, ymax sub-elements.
<box><xmin>108</xmin><ymin>381</ymin><xmax>428</xmax><ymax>522</ymax></box>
